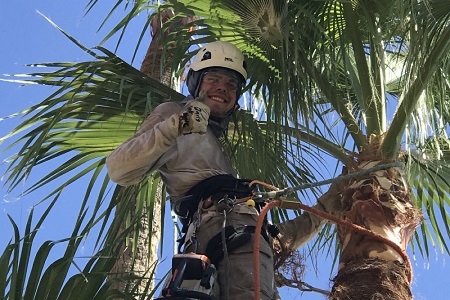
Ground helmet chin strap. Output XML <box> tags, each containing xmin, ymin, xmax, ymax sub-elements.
<box><xmin>208</xmin><ymin>115</ymin><xmax>230</xmax><ymax>138</ymax></box>
<box><xmin>208</xmin><ymin>103</ymin><xmax>239</xmax><ymax>137</ymax></box>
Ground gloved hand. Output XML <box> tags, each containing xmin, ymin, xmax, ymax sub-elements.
<box><xmin>317</xmin><ymin>180</ymin><xmax>344</xmax><ymax>215</ymax></box>
<box><xmin>179</xmin><ymin>97</ymin><xmax>210</xmax><ymax>135</ymax></box>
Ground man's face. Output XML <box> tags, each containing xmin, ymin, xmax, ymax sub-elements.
<box><xmin>198</xmin><ymin>71</ymin><xmax>239</xmax><ymax>117</ymax></box>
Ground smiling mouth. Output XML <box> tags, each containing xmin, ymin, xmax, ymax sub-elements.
<box><xmin>209</xmin><ymin>96</ymin><xmax>227</xmax><ymax>103</ymax></box>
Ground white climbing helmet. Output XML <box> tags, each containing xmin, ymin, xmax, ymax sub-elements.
<box><xmin>190</xmin><ymin>41</ymin><xmax>247</xmax><ymax>79</ymax></box>
<box><xmin>187</xmin><ymin>41</ymin><xmax>247</xmax><ymax>98</ymax></box>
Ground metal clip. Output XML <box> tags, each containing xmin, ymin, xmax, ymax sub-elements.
<box><xmin>216</xmin><ymin>194</ymin><xmax>234</xmax><ymax>214</ymax></box>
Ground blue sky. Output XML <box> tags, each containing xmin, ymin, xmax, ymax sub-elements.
<box><xmin>1</xmin><ymin>2</ymin><xmax>449</xmax><ymax>299</ymax></box>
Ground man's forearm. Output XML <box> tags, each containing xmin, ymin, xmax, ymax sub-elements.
<box><xmin>275</xmin><ymin>189</ymin><xmax>340</xmax><ymax>255</ymax></box>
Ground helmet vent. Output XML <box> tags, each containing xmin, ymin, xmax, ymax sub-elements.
<box><xmin>201</xmin><ymin>51</ymin><xmax>211</xmax><ymax>61</ymax></box>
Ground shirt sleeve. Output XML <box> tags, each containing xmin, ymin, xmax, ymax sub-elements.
<box><xmin>276</xmin><ymin>205</ymin><xmax>326</xmax><ymax>252</ymax></box>
<box><xmin>275</xmin><ymin>181</ymin><xmax>342</xmax><ymax>254</ymax></box>
<box><xmin>105</xmin><ymin>102</ymin><xmax>181</xmax><ymax>186</ymax></box>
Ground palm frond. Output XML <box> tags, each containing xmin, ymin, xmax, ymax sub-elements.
<box><xmin>1</xmin><ymin>45</ymin><xmax>183</xmax><ymax>195</ymax></box>
<box><xmin>408</xmin><ymin>137</ymin><xmax>450</xmax><ymax>257</ymax></box>
<box><xmin>0</xmin><ymin>180</ymin><xmax>164</xmax><ymax>299</ymax></box>
<box><xmin>382</xmin><ymin>1</ymin><xmax>450</xmax><ymax>156</ymax></box>
<box><xmin>0</xmin><ymin>34</ymin><xmax>179</xmax><ymax>296</ymax></box>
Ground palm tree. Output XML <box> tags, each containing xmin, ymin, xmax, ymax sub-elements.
<box><xmin>108</xmin><ymin>10</ymin><xmax>196</xmax><ymax>295</ymax></box>
<box><xmin>1</xmin><ymin>0</ymin><xmax>450</xmax><ymax>299</ymax></box>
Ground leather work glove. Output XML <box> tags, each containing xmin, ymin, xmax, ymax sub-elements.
<box><xmin>179</xmin><ymin>94</ymin><xmax>210</xmax><ymax>135</ymax></box>
<box><xmin>317</xmin><ymin>180</ymin><xmax>344</xmax><ymax>216</ymax></box>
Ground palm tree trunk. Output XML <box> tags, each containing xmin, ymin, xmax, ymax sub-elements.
<box><xmin>330</xmin><ymin>140</ymin><xmax>422</xmax><ymax>299</ymax></box>
<box><xmin>109</xmin><ymin>11</ymin><xmax>194</xmax><ymax>297</ymax></box>
<box><xmin>108</xmin><ymin>182</ymin><xmax>163</xmax><ymax>296</ymax></box>
<box><xmin>331</xmin><ymin>259</ymin><xmax>411</xmax><ymax>299</ymax></box>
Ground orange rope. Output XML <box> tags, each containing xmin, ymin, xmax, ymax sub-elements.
<box><xmin>249</xmin><ymin>179</ymin><xmax>279</xmax><ymax>191</ymax></box>
<box><xmin>253</xmin><ymin>199</ymin><xmax>413</xmax><ymax>300</ymax></box>
<box><xmin>289</xmin><ymin>201</ymin><xmax>413</xmax><ymax>283</ymax></box>
<box><xmin>250</xmin><ymin>176</ymin><xmax>413</xmax><ymax>300</ymax></box>
<box><xmin>253</xmin><ymin>200</ymin><xmax>281</xmax><ymax>300</ymax></box>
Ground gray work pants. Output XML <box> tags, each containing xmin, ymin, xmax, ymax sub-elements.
<box><xmin>187</xmin><ymin>203</ymin><xmax>279</xmax><ymax>300</ymax></box>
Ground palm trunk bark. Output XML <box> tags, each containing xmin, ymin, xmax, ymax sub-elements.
<box><xmin>108</xmin><ymin>182</ymin><xmax>163</xmax><ymax>296</ymax></box>
<box><xmin>330</xmin><ymin>139</ymin><xmax>422</xmax><ymax>299</ymax></box>
<box><xmin>109</xmin><ymin>11</ymin><xmax>194</xmax><ymax>297</ymax></box>
<box><xmin>332</xmin><ymin>259</ymin><xmax>411</xmax><ymax>299</ymax></box>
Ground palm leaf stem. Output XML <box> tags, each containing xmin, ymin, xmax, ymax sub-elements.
<box><xmin>370</xmin><ymin>31</ymin><xmax>387</xmax><ymax>132</ymax></box>
<box><xmin>299</xmin><ymin>54</ymin><xmax>366</xmax><ymax>148</ymax></box>
<box><xmin>272</xmin><ymin>123</ymin><xmax>350</xmax><ymax>165</ymax></box>
<box><xmin>342</xmin><ymin>2</ymin><xmax>382</xmax><ymax>136</ymax></box>
<box><xmin>382</xmin><ymin>25</ymin><xmax>450</xmax><ymax>157</ymax></box>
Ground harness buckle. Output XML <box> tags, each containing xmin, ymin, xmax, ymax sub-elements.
<box><xmin>215</xmin><ymin>194</ymin><xmax>234</xmax><ymax>214</ymax></box>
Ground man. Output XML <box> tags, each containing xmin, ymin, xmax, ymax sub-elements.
<box><xmin>106</xmin><ymin>41</ymin><xmax>338</xmax><ymax>299</ymax></box>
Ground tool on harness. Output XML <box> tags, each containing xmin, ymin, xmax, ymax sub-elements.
<box><xmin>174</xmin><ymin>175</ymin><xmax>280</xmax><ymax>256</ymax></box>
<box><xmin>214</xmin><ymin>194</ymin><xmax>234</xmax><ymax>214</ymax></box>
<box><xmin>173</xmin><ymin>174</ymin><xmax>255</xmax><ymax>233</ymax></box>
<box><xmin>157</xmin><ymin>240</ymin><xmax>218</xmax><ymax>300</ymax></box>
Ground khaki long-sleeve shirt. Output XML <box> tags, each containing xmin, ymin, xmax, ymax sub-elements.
<box><xmin>106</xmin><ymin>100</ymin><xmax>235</xmax><ymax>201</ymax></box>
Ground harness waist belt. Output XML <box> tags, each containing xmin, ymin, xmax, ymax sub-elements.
<box><xmin>173</xmin><ymin>174</ymin><xmax>254</xmax><ymax>232</ymax></box>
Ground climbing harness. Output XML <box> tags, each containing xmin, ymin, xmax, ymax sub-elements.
<box><xmin>159</xmin><ymin>175</ymin><xmax>264</xmax><ymax>299</ymax></box>
<box><xmin>173</xmin><ymin>174</ymin><xmax>255</xmax><ymax>233</ymax></box>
